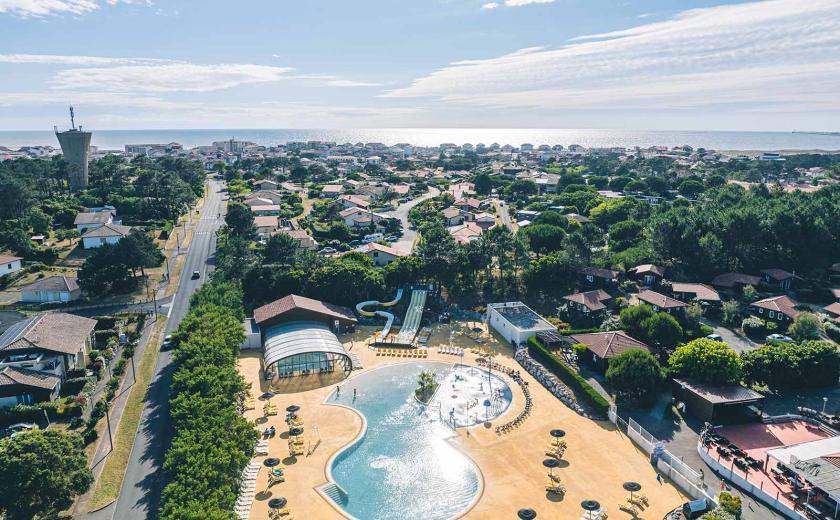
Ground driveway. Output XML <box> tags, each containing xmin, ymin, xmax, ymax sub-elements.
<box><xmin>701</xmin><ymin>318</ymin><xmax>759</xmax><ymax>353</ymax></box>
<box><xmin>381</xmin><ymin>186</ymin><xmax>440</xmax><ymax>255</ymax></box>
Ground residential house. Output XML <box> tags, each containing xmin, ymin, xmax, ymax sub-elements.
<box><xmin>565</xmin><ymin>213</ymin><xmax>590</xmax><ymax>224</ymax></box>
<box><xmin>248</xmin><ymin>189</ymin><xmax>285</xmax><ymax>204</ymax></box>
<box><xmin>824</xmin><ymin>301</ymin><xmax>840</xmax><ymax>322</ymax></box>
<box><xmin>581</xmin><ymin>267</ymin><xmax>620</xmax><ymax>287</ymax></box>
<box><xmin>454</xmin><ymin>197</ymin><xmax>482</xmax><ymax>212</ymax></box>
<box><xmin>20</xmin><ymin>276</ymin><xmax>81</xmax><ymax>303</ymax></box>
<box><xmin>321</xmin><ymin>184</ymin><xmax>344</xmax><ymax>197</ymax></box>
<box><xmin>391</xmin><ymin>184</ymin><xmax>411</xmax><ymax>198</ymax></box>
<box><xmin>562</xmin><ymin>290</ymin><xmax>612</xmax><ymax>319</ymax></box>
<box><xmin>474</xmin><ymin>212</ymin><xmax>496</xmax><ymax>230</ymax></box>
<box><xmin>339</xmin><ymin>207</ymin><xmax>392</xmax><ymax>230</ymax></box>
<box><xmin>254</xmin><ymin>216</ymin><xmax>280</xmax><ymax>238</ymax></box>
<box><xmin>670</xmin><ymin>283</ymin><xmax>721</xmax><ymax>304</ymax></box>
<box><xmin>0</xmin><ymin>255</ymin><xmax>23</xmax><ymax>278</ymax></box>
<box><xmin>356</xmin><ymin>184</ymin><xmax>389</xmax><ymax>201</ymax></box>
<box><xmin>629</xmin><ymin>264</ymin><xmax>666</xmax><ymax>286</ymax></box>
<box><xmin>74</xmin><ymin>210</ymin><xmax>114</xmax><ymax>234</ymax></box>
<box><xmin>449</xmin><ymin>222</ymin><xmax>483</xmax><ymax>244</ymax></box>
<box><xmin>243</xmin><ymin>196</ymin><xmax>275</xmax><ymax>207</ymax></box>
<box><xmin>442</xmin><ymin>207</ymin><xmax>468</xmax><ymax>227</ymax></box>
<box><xmin>0</xmin><ymin>312</ymin><xmax>96</xmax><ymax>407</ymax></box>
<box><xmin>751</xmin><ymin>295</ymin><xmax>800</xmax><ymax>324</ymax></box>
<box><xmin>249</xmin><ymin>204</ymin><xmax>281</xmax><ymax>216</ymax></box>
<box><xmin>569</xmin><ymin>331</ymin><xmax>652</xmax><ymax>373</ymax></box>
<box><xmin>356</xmin><ymin>242</ymin><xmax>406</xmax><ymax>267</ymax></box>
<box><xmin>711</xmin><ymin>272</ymin><xmax>761</xmax><ymax>292</ymax></box>
<box><xmin>275</xmin><ymin>229</ymin><xmax>318</xmax><ymax>251</ymax></box>
<box><xmin>636</xmin><ymin>289</ymin><xmax>688</xmax><ymax>313</ymax></box>
<box><xmin>761</xmin><ymin>268</ymin><xmax>796</xmax><ymax>291</ymax></box>
<box><xmin>81</xmin><ymin>223</ymin><xmax>132</xmax><ymax>249</ymax></box>
<box><xmin>448</xmin><ymin>182</ymin><xmax>475</xmax><ymax>199</ymax></box>
<box><xmin>338</xmin><ymin>194</ymin><xmax>371</xmax><ymax>210</ymax></box>
<box><xmin>254</xmin><ymin>179</ymin><xmax>279</xmax><ymax>191</ymax></box>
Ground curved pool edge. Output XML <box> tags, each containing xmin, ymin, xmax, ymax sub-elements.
<box><xmin>316</xmin><ymin>361</ymin><xmax>487</xmax><ymax>520</ymax></box>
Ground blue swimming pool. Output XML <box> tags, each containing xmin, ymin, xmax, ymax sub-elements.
<box><xmin>326</xmin><ymin>362</ymin><xmax>482</xmax><ymax>520</ymax></box>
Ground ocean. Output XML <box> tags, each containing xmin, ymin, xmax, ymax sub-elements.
<box><xmin>1</xmin><ymin>128</ymin><xmax>840</xmax><ymax>152</ymax></box>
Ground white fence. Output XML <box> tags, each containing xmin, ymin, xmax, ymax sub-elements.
<box><xmin>610</xmin><ymin>404</ymin><xmax>716</xmax><ymax>504</ymax></box>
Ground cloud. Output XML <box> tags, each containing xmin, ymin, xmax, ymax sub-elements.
<box><xmin>324</xmin><ymin>79</ymin><xmax>383</xmax><ymax>88</ymax></box>
<box><xmin>0</xmin><ymin>53</ymin><xmax>171</xmax><ymax>65</ymax></box>
<box><xmin>0</xmin><ymin>0</ymin><xmax>146</xmax><ymax>17</ymax></box>
<box><xmin>51</xmin><ymin>62</ymin><xmax>295</xmax><ymax>92</ymax></box>
<box><xmin>384</xmin><ymin>0</ymin><xmax>840</xmax><ymax>115</ymax></box>
<box><xmin>482</xmin><ymin>0</ymin><xmax>554</xmax><ymax>8</ymax></box>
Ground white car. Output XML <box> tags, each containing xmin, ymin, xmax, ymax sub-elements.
<box><xmin>766</xmin><ymin>334</ymin><xmax>794</xmax><ymax>343</ymax></box>
<box><xmin>705</xmin><ymin>334</ymin><xmax>724</xmax><ymax>342</ymax></box>
<box><xmin>319</xmin><ymin>247</ymin><xmax>337</xmax><ymax>254</ymax></box>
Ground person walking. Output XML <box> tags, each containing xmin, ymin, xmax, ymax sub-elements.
<box><xmin>656</xmin><ymin>473</ymin><xmax>663</xmax><ymax>484</ymax></box>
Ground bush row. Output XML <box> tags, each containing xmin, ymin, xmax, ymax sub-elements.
<box><xmin>527</xmin><ymin>336</ymin><xmax>610</xmax><ymax>416</ymax></box>
<box><xmin>159</xmin><ymin>283</ymin><xmax>257</xmax><ymax>520</ymax></box>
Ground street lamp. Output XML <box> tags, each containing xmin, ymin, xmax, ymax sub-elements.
<box><xmin>823</xmin><ymin>397</ymin><xmax>828</xmax><ymax>414</ymax></box>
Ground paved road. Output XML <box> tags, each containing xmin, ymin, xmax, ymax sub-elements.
<box><xmin>85</xmin><ymin>179</ymin><xmax>226</xmax><ymax>520</ymax></box>
<box><xmin>493</xmin><ymin>199</ymin><xmax>514</xmax><ymax>229</ymax></box>
<box><xmin>382</xmin><ymin>186</ymin><xmax>440</xmax><ymax>255</ymax></box>
<box><xmin>701</xmin><ymin>318</ymin><xmax>759</xmax><ymax>354</ymax></box>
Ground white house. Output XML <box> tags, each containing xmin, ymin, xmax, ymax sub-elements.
<box><xmin>355</xmin><ymin>242</ymin><xmax>406</xmax><ymax>267</ymax></box>
<box><xmin>486</xmin><ymin>302</ymin><xmax>555</xmax><ymax>347</ymax></box>
<box><xmin>254</xmin><ymin>216</ymin><xmax>280</xmax><ymax>238</ymax></box>
<box><xmin>74</xmin><ymin>210</ymin><xmax>115</xmax><ymax>234</ymax></box>
<box><xmin>81</xmin><ymin>223</ymin><xmax>132</xmax><ymax>249</ymax></box>
<box><xmin>0</xmin><ymin>255</ymin><xmax>23</xmax><ymax>278</ymax></box>
<box><xmin>20</xmin><ymin>276</ymin><xmax>81</xmax><ymax>303</ymax></box>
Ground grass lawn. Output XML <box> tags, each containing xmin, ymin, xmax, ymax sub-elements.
<box><xmin>88</xmin><ymin>317</ymin><xmax>166</xmax><ymax>510</ymax></box>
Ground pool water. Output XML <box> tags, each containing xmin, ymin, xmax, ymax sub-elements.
<box><xmin>327</xmin><ymin>362</ymin><xmax>482</xmax><ymax>520</ymax></box>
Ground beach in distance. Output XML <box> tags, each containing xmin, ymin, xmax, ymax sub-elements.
<box><xmin>2</xmin><ymin>127</ymin><xmax>840</xmax><ymax>151</ymax></box>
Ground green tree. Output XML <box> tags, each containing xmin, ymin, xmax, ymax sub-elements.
<box><xmin>473</xmin><ymin>172</ymin><xmax>493</xmax><ymax>195</ymax></box>
<box><xmin>224</xmin><ymin>203</ymin><xmax>255</xmax><ymax>237</ymax></box>
<box><xmin>263</xmin><ymin>232</ymin><xmax>299</xmax><ymax>265</ymax></box>
<box><xmin>619</xmin><ymin>304</ymin><xmax>655</xmax><ymax>341</ymax></box>
<box><xmin>606</xmin><ymin>349</ymin><xmax>662</xmax><ymax>406</ymax></box>
<box><xmin>0</xmin><ymin>430</ymin><xmax>93</xmax><ymax>520</ymax></box>
<box><xmin>742</xmin><ymin>340</ymin><xmax>840</xmax><ymax>390</ymax></box>
<box><xmin>788</xmin><ymin>312</ymin><xmax>822</xmax><ymax>341</ymax></box>
<box><xmin>522</xmin><ymin>223</ymin><xmax>565</xmax><ymax>256</ymax></box>
<box><xmin>668</xmin><ymin>338</ymin><xmax>742</xmax><ymax>385</ymax></box>
<box><xmin>645</xmin><ymin>312</ymin><xmax>684</xmax><ymax>350</ymax></box>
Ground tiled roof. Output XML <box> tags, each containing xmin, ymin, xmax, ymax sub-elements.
<box><xmin>630</xmin><ymin>264</ymin><xmax>666</xmax><ymax>277</ymax></box>
<box><xmin>253</xmin><ymin>294</ymin><xmax>357</xmax><ymax>326</ymax></box>
<box><xmin>0</xmin><ymin>255</ymin><xmax>22</xmax><ymax>265</ymax></box>
<box><xmin>449</xmin><ymin>222</ymin><xmax>483</xmax><ymax>244</ymax></box>
<box><xmin>81</xmin><ymin>223</ymin><xmax>131</xmax><ymax>238</ymax></box>
<box><xmin>362</xmin><ymin>242</ymin><xmax>406</xmax><ymax>257</ymax></box>
<box><xmin>442</xmin><ymin>207</ymin><xmax>461</xmax><ymax>219</ymax></box>
<box><xmin>824</xmin><ymin>303</ymin><xmax>840</xmax><ymax>318</ymax></box>
<box><xmin>563</xmin><ymin>290</ymin><xmax>611</xmax><ymax>311</ymax></box>
<box><xmin>254</xmin><ymin>216</ymin><xmax>279</xmax><ymax>228</ymax></box>
<box><xmin>761</xmin><ymin>268</ymin><xmax>795</xmax><ymax>281</ymax></box>
<box><xmin>0</xmin><ymin>366</ymin><xmax>60</xmax><ymax>391</ymax></box>
<box><xmin>570</xmin><ymin>331</ymin><xmax>651</xmax><ymax>359</ymax></box>
<box><xmin>0</xmin><ymin>312</ymin><xmax>95</xmax><ymax>355</ymax></box>
<box><xmin>711</xmin><ymin>272</ymin><xmax>760</xmax><ymax>288</ymax></box>
<box><xmin>74</xmin><ymin>211</ymin><xmax>113</xmax><ymax>225</ymax></box>
<box><xmin>637</xmin><ymin>289</ymin><xmax>688</xmax><ymax>309</ymax></box>
<box><xmin>751</xmin><ymin>295</ymin><xmax>800</xmax><ymax>319</ymax></box>
<box><xmin>21</xmin><ymin>276</ymin><xmax>79</xmax><ymax>293</ymax></box>
<box><xmin>670</xmin><ymin>283</ymin><xmax>720</xmax><ymax>302</ymax></box>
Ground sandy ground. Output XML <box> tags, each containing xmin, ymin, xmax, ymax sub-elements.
<box><xmin>237</xmin><ymin>322</ymin><xmax>687</xmax><ymax>520</ymax></box>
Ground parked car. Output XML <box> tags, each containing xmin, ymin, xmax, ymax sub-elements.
<box><xmin>162</xmin><ymin>334</ymin><xmax>174</xmax><ymax>350</ymax></box>
<box><xmin>319</xmin><ymin>247</ymin><xmax>337</xmax><ymax>254</ymax></box>
<box><xmin>191</xmin><ymin>270</ymin><xmax>200</xmax><ymax>279</ymax></box>
<box><xmin>766</xmin><ymin>334</ymin><xmax>794</xmax><ymax>343</ymax></box>
<box><xmin>705</xmin><ymin>334</ymin><xmax>724</xmax><ymax>342</ymax></box>
<box><xmin>348</xmin><ymin>240</ymin><xmax>361</xmax><ymax>247</ymax></box>
<box><xmin>385</xmin><ymin>236</ymin><xmax>399</xmax><ymax>242</ymax></box>
<box><xmin>362</xmin><ymin>233</ymin><xmax>384</xmax><ymax>244</ymax></box>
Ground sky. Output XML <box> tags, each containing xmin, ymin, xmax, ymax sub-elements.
<box><xmin>1</xmin><ymin>0</ymin><xmax>839</xmax><ymax>131</ymax></box>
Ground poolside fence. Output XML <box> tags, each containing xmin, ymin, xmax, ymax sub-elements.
<box><xmin>610</xmin><ymin>404</ymin><xmax>717</xmax><ymax>505</ymax></box>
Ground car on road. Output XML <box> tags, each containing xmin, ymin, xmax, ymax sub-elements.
<box><xmin>385</xmin><ymin>236</ymin><xmax>399</xmax><ymax>242</ymax></box>
<box><xmin>162</xmin><ymin>334</ymin><xmax>174</xmax><ymax>350</ymax></box>
<box><xmin>705</xmin><ymin>333</ymin><xmax>724</xmax><ymax>342</ymax></box>
<box><xmin>191</xmin><ymin>270</ymin><xmax>200</xmax><ymax>279</ymax></box>
<box><xmin>319</xmin><ymin>247</ymin><xmax>337</xmax><ymax>254</ymax></box>
<box><xmin>766</xmin><ymin>333</ymin><xmax>794</xmax><ymax>343</ymax></box>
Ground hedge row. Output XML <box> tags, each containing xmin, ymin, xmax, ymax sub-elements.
<box><xmin>159</xmin><ymin>282</ymin><xmax>257</xmax><ymax>520</ymax></box>
<box><xmin>527</xmin><ymin>336</ymin><xmax>610</xmax><ymax>416</ymax></box>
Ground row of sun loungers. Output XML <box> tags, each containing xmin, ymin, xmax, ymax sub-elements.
<box><xmin>375</xmin><ymin>348</ymin><xmax>428</xmax><ymax>357</ymax></box>
<box><xmin>580</xmin><ymin>509</ymin><xmax>608</xmax><ymax>519</ymax></box>
<box><xmin>256</xmin><ymin>439</ymin><xmax>269</xmax><ymax>456</ymax></box>
<box><xmin>235</xmin><ymin>460</ymin><xmax>262</xmax><ymax>519</ymax></box>
<box><xmin>477</xmin><ymin>358</ymin><xmax>534</xmax><ymax>435</ymax></box>
<box><xmin>438</xmin><ymin>346</ymin><xmax>464</xmax><ymax>356</ymax></box>
<box><xmin>546</xmin><ymin>478</ymin><xmax>566</xmax><ymax>494</ymax></box>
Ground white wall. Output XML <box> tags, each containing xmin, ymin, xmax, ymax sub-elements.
<box><xmin>1</xmin><ymin>259</ymin><xmax>22</xmax><ymax>277</ymax></box>
<box><xmin>82</xmin><ymin>235</ymin><xmax>122</xmax><ymax>249</ymax></box>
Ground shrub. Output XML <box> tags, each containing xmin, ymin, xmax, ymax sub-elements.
<box><xmin>718</xmin><ymin>491</ymin><xmax>742</xmax><ymax>518</ymax></box>
<box><xmin>82</xmin><ymin>428</ymin><xmax>99</xmax><ymax>445</ymax></box>
<box><xmin>668</xmin><ymin>339</ymin><xmax>742</xmax><ymax>385</ymax></box>
<box><xmin>742</xmin><ymin>340</ymin><xmax>840</xmax><ymax>389</ymax></box>
<box><xmin>826</xmin><ymin>322</ymin><xmax>840</xmax><ymax>344</ymax></box>
<box><xmin>606</xmin><ymin>349</ymin><xmax>662</xmax><ymax>406</ymax></box>
<box><xmin>741</xmin><ymin>317</ymin><xmax>765</xmax><ymax>338</ymax></box>
<box><xmin>527</xmin><ymin>336</ymin><xmax>610</xmax><ymax>416</ymax></box>
<box><xmin>788</xmin><ymin>312</ymin><xmax>822</xmax><ymax>341</ymax></box>
<box><xmin>69</xmin><ymin>416</ymin><xmax>85</xmax><ymax>430</ymax></box>
<box><xmin>113</xmin><ymin>359</ymin><xmax>127</xmax><ymax>377</ymax></box>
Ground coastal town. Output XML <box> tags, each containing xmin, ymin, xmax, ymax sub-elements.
<box><xmin>0</xmin><ymin>116</ymin><xmax>840</xmax><ymax>520</ymax></box>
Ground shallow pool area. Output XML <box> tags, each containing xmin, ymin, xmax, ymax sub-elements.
<box><xmin>326</xmin><ymin>362</ymin><xmax>482</xmax><ymax>520</ymax></box>
<box><xmin>429</xmin><ymin>364</ymin><xmax>513</xmax><ymax>428</ymax></box>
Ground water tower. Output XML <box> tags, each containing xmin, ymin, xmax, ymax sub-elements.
<box><xmin>54</xmin><ymin>106</ymin><xmax>92</xmax><ymax>191</ymax></box>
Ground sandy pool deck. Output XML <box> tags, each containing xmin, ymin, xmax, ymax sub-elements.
<box><xmin>237</xmin><ymin>323</ymin><xmax>687</xmax><ymax>520</ymax></box>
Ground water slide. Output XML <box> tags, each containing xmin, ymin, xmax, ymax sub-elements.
<box><xmin>395</xmin><ymin>289</ymin><xmax>427</xmax><ymax>344</ymax></box>
<box><xmin>356</xmin><ymin>288</ymin><xmax>404</xmax><ymax>342</ymax></box>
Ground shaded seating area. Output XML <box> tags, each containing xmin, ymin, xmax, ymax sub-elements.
<box><xmin>475</xmin><ymin>358</ymin><xmax>533</xmax><ymax>434</ymax></box>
